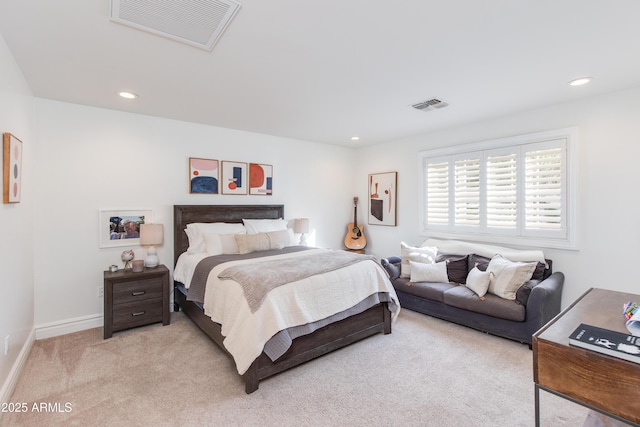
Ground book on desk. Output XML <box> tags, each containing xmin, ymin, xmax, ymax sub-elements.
<box><xmin>569</xmin><ymin>323</ymin><xmax>640</xmax><ymax>364</ymax></box>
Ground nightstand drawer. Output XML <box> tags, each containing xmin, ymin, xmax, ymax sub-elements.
<box><xmin>112</xmin><ymin>298</ymin><xmax>163</xmax><ymax>328</ymax></box>
<box><xmin>113</xmin><ymin>277</ymin><xmax>163</xmax><ymax>304</ymax></box>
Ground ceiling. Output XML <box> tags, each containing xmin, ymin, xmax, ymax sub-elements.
<box><xmin>1</xmin><ymin>1</ymin><xmax>640</xmax><ymax>147</ymax></box>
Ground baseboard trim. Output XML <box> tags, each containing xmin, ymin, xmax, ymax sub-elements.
<box><xmin>35</xmin><ymin>314</ymin><xmax>103</xmax><ymax>340</ymax></box>
<box><xmin>0</xmin><ymin>328</ymin><xmax>35</xmax><ymax>420</ymax></box>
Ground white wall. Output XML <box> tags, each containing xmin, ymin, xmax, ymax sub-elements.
<box><xmin>0</xmin><ymin>34</ymin><xmax>34</xmax><ymax>405</ymax></box>
<box><xmin>357</xmin><ymin>85</ymin><xmax>640</xmax><ymax>308</ymax></box>
<box><xmin>32</xmin><ymin>99</ymin><xmax>357</xmax><ymax>329</ymax></box>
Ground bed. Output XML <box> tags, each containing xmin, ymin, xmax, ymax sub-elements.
<box><xmin>172</xmin><ymin>204</ymin><xmax>398</xmax><ymax>393</ymax></box>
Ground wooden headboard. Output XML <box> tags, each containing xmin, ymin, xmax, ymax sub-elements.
<box><xmin>173</xmin><ymin>204</ymin><xmax>285</xmax><ymax>266</ymax></box>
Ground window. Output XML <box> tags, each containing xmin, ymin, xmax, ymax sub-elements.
<box><xmin>419</xmin><ymin>128</ymin><xmax>577</xmax><ymax>250</ymax></box>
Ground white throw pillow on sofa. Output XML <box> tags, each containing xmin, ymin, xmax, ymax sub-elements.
<box><xmin>401</xmin><ymin>242</ymin><xmax>437</xmax><ymax>278</ymax></box>
<box><xmin>487</xmin><ymin>254</ymin><xmax>537</xmax><ymax>300</ymax></box>
<box><xmin>410</xmin><ymin>261</ymin><xmax>449</xmax><ymax>283</ymax></box>
<box><xmin>465</xmin><ymin>267</ymin><xmax>492</xmax><ymax>298</ymax></box>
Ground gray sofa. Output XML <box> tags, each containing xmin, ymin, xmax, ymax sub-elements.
<box><xmin>382</xmin><ymin>253</ymin><xmax>564</xmax><ymax>346</ymax></box>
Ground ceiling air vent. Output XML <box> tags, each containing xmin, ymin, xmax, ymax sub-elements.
<box><xmin>411</xmin><ymin>97</ymin><xmax>449</xmax><ymax>111</ymax></box>
<box><xmin>110</xmin><ymin>0</ymin><xmax>241</xmax><ymax>51</ymax></box>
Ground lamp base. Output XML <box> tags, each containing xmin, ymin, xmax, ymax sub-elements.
<box><xmin>144</xmin><ymin>247</ymin><xmax>159</xmax><ymax>268</ymax></box>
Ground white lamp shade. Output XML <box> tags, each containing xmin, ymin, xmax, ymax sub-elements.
<box><xmin>140</xmin><ymin>223</ymin><xmax>164</xmax><ymax>246</ymax></box>
<box><xmin>140</xmin><ymin>223</ymin><xmax>163</xmax><ymax>267</ymax></box>
<box><xmin>294</xmin><ymin>218</ymin><xmax>310</xmax><ymax>234</ymax></box>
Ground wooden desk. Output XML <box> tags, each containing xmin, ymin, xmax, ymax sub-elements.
<box><xmin>533</xmin><ymin>288</ymin><xmax>640</xmax><ymax>426</ymax></box>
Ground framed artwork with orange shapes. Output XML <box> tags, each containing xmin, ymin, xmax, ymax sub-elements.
<box><xmin>221</xmin><ymin>161</ymin><xmax>247</xmax><ymax>195</ymax></box>
<box><xmin>249</xmin><ymin>163</ymin><xmax>273</xmax><ymax>195</ymax></box>
<box><xmin>189</xmin><ymin>157</ymin><xmax>219</xmax><ymax>194</ymax></box>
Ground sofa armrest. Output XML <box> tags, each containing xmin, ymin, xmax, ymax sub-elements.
<box><xmin>525</xmin><ymin>271</ymin><xmax>565</xmax><ymax>335</ymax></box>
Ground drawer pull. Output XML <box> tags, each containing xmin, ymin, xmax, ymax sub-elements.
<box><xmin>132</xmin><ymin>311</ymin><xmax>145</xmax><ymax>317</ymax></box>
<box><xmin>132</xmin><ymin>291</ymin><xmax>145</xmax><ymax>296</ymax></box>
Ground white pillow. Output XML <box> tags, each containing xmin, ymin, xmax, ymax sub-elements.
<box><xmin>242</xmin><ymin>218</ymin><xmax>288</xmax><ymax>234</ymax></box>
<box><xmin>400</xmin><ymin>242</ymin><xmax>437</xmax><ymax>278</ymax></box>
<box><xmin>487</xmin><ymin>254</ymin><xmax>537</xmax><ymax>300</ymax></box>
<box><xmin>219</xmin><ymin>234</ymin><xmax>240</xmax><ymax>254</ymax></box>
<box><xmin>409</xmin><ymin>261</ymin><xmax>448</xmax><ymax>283</ymax></box>
<box><xmin>185</xmin><ymin>222</ymin><xmax>247</xmax><ymax>254</ymax></box>
<box><xmin>203</xmin><ymin>233</ymin><xmax>224</xmax><ymax>256</ymax></box>
<box><xmin>465</xmin><ymin>267</ymin><xmax>492</xmax><ymax>298</ymax></box>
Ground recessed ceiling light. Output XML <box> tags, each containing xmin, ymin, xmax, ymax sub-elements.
<box><xmin>351</xmin><ymin>136</ymin><xmax>360</xmax><ymax>141</ymax></box>
<box><xmin>568</xmin><ymin>77</ymin><xmax>592</xmax><ymax>87</ymax></box>
<box><xmin>118</xmin><ymin>91</ymin><xmax>138</xmax><ymax>99</ymax></box>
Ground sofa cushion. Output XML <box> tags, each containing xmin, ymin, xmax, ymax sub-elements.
<box><xmin>443</xmin><ymin>286</ymin><xmax>526</xmax><ymax>322</ymax></box>
<box><xmin>400</xmin><ymin>242</ymin><xmax>437</xmax><ymax>278</ymax></box>
<box><xmin>392</xmin><ymin>277</ymin><xmax>456</xmax><ymax>303</ymax></box>
<box><xmin>487</xmin><ymin>255</ymin><xmax>537</xmax><ymax>300</ymax></box>
<box><xmin>465</xmin><ymin>267</ymin><xmax>492</xmax><ymax>298</ymax></box>
<box><xmin>410</xmin><ymin>261</ymin><xmax>449</xmax><ymax>283</ymax></box>
<box><xmin>436</xmin><ymin>254</ymin><xmax>469</xmax><ymax>284</ymax></box>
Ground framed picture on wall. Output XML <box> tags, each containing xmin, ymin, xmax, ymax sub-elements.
<box><xmin>368</xmin><ymin>171</ymin><xmax>397</xmax><ymax>226</ymax></box>
<box><xmin>189</xmin><ymin>157</ymin><xmax>219</xmax><ymax>194</ymax></box>
<box><xmin>221</xmin><ymin>161</ymin><xmax>248</xmax><ymax>195</ymax></box>
<box><xmin>99</xmin><ymin>209</ymin><xmax>152</xmax><ymax>248</ymax></box>
<box><xmin>3</xmin><ymin>133</ymin><xmax>23</xmax><ymax>204</ymax></box>
<box><xmin>249</xmin><ymin>163</ymin><xmax>273</xmax><ymax>195</ymax></box>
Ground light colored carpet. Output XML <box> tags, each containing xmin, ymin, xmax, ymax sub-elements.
<box><xmin>2</xmin><ymin>309</ymin><xmax>589</xmax><ymax>426</ymax></box>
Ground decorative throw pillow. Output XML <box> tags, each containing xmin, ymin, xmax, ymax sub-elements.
<box><xmin>235</xmin><ymin>233</ymin><xmax>271</xmax><ymax>254</ymax></box>
<box><xmin>381</xmin><ymin>258</ymin><xmax>400</xmax><ymax>280</ymax></box>
<box><xmin>487</xmin><ymin>255</ymin><xmax>538</xmax><ymax>300</ymax></box>
<box><xmin>219</xmin><ymin>233</ymin><xmax>240</xmax><ymax>254</ymax></box>
<box><xmin>515</xmin><ymin>280</ymin><xmax>540</xmax><ymax>306</ymax></box>
<box><xmin>203</xmin><ymin>233</ymin><xmax>224</xmax><ymax>256</ymax></box>
<box><xmin>410</xmin><ymin>261</ymin><xmax>449</xmax><ymax>283</ymax></box>
<box><xmin>400</xmin><ymin>242</ymin><xmax>437</xmax><ymax>278</ymax></box>
<box><xmin>265</xmin><ymin>230</ymin><xmax>290</xmax><ymax>249</ymax></box>
<box><xmin>465</xmin><ymin>267</ymin><xmax>492</xmax><ymax>298</ymax></box>
<box><xmin>436</xmin><ymin>254</ymin><xmax>469</xmax><ymax>284</ymax></box>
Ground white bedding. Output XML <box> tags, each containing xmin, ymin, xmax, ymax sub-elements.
<box><xmin>173</xmin><ymin>251</ymin><xmax>208</xmax><ymax>288</ymax></box>
<box><xmin>197</xmin><ymin>248</ymin><xmax>399</xmax><ymax>375</ymax></box>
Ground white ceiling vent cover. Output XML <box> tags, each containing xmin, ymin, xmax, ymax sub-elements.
<box><xmin>110</xmin><ymin>0</ymin><xmax>241</xmax><ymax>51</ymax></box>
<box><xmin>411</xmin><ymin>97</ymin><xmax>449</xmax><ymax>111</ymax></box>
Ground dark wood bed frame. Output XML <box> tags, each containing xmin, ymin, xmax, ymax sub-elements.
<box><xmin>173</xmin><ymin>204</ymin><xmax>392</xmax><ymax>393</ymax></box>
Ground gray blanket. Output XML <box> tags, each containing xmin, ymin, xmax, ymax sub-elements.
<box><xmin>218</xmin><ymin>250</ymin><xmax>378</xmax><ymax>313</ymax></box>
<box><xmin>187</xmin><ymin>246</ymin><xmax>312</xmax><ymax>304</ymax></box>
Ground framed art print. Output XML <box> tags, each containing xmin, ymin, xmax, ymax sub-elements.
<box><xmin>368</xmin><ymin>171</ymin><xmax>397</xmax><ymax>226</ymax></box>
<box><xmin>189</xmin><ymin>157</ymin><xmax>219</xmax><ymax>194</ymax></box>
<box><xmin>249</xmin><ymin>163</ymin><xmax>273</xmax><ymax>195</ymax></box>
<box><xmin>99</xmin><ymin>209</ymin><xmax>152</xmax><ymax>248</ymax></box>
<box><xmin>221</xmin><ymin>161</ymin><xmax>248</xmax><ymax>195</ymax></box>
<box><xmin>3</xmin><ymin>133</ymin><xmax>23</xmax><ymax>204</ymax></box>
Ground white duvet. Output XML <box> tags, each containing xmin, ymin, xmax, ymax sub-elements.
<box><xmin>197</xmin><ymin>248</ymin><xmax>399</xmax><ymax>375</ymax></box>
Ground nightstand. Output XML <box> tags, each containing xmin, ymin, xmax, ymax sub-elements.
<box><xmin>103</xmin><ymin>264</ymin><xmax>170</xmax><ymax>339</ymax></box>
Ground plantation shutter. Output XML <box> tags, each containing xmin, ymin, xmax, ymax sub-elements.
<box><xmin>524</xmin><ymin>143</ymin><xmax>564</xmax><ymax>232</ymax></box>
<box><xmin>454</xmin><ymin>156</ymin><xmax>480</xmax><ymax>226</ymax></box>
<box><xmin>426</xmin><ymin>161</ymin><xmax>449</xmax><ymax>225</ymax></box>
<box><xmin>486</xmin><ymin>152</ymin><xmax>517</xmax><ymax>228</ymax></box>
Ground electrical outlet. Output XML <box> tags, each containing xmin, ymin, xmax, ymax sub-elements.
<box><xmin>98</xmin><ymin>286</ymin><xmax>104</xmax><ymax>298</ymax></box>
<box><xmin>4</xmin><ymin>335</ymin><xmax>9</xmax><ymax>356</ymax></box>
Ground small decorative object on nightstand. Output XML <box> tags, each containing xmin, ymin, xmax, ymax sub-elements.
<box><xmin>103</xmin><ymin>264</ymin><xmax>169</xmax><ymax>339</ymax></box>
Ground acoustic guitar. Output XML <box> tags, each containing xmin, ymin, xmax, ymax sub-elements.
<box><xmin>344</xmin><ymin>197</ymin><xmax>367</xmax><ymax>250</ymax></box>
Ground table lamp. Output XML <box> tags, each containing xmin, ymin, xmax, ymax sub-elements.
<box><xmin>140</xmin><ymin>223</ymin><xmax>163</xmax><ymax>268</ymax></box>
<box><xmin>294</xmin><ymin>218</ymin><xmax>310</xmax><ymax>245</ymax></box>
